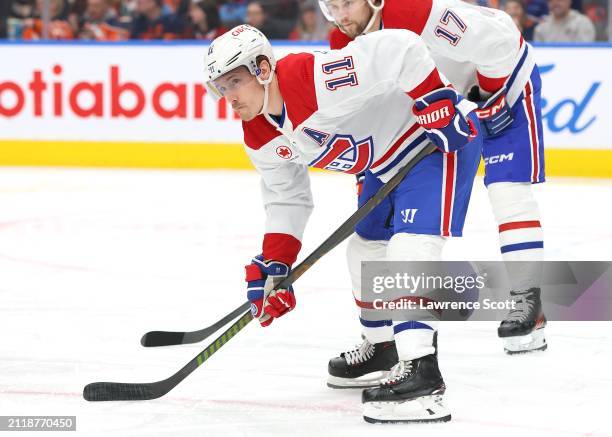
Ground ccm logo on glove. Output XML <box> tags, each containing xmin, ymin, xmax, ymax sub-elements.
<box><xmin>467</xmin><ymin>85</ymin><xmax>514</xmax><ymax>137</ymax></box>
<box><xmin>475</xmin><ymin>94</ymin><xmax>507</xmax><ymax>119</ymax></box>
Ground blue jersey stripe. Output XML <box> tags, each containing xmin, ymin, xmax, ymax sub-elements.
<box><xmin>506</xmin><ymin>44</ymin><xmax>529</xmax><ymax>91</ymax></box>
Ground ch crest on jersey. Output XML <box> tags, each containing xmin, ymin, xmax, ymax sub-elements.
<box><xmin>309</xmin><ymin>134</ymin><xmax>373</xmax><ymax>174</ymax></box>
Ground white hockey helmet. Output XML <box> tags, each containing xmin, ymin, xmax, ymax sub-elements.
<box><xmin>318</xmin><ymin>0</ymin><xmax>384</xmax><ymax>35</ymax></box>
<box><xmin>204</xmin><ymin>24</ymin><xmax>276</xmax><ymax>101</ymax></box>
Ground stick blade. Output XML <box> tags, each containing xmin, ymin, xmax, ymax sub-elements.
<box><xmin>83</xmin><ymin>382</ymin><xmax>161</xmax><ymax>401</ymax></box>
<box><xmin>140</xmin><ymin>331</ymin><xmax>186</xmax><ymax>347</ymax></box>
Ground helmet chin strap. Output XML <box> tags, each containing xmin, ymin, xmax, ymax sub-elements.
<box><xmin>257</xmin><ymin>71</ymin><xmax>275</xmax><ymax>116</ymax></box>
<box><xmin>362</xmin><ymin>2</ymin><xmax>383</xmax><ymax>34</ymax></box>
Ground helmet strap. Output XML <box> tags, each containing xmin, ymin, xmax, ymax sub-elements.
<box><xmin>362</xmin><ymin>0</ymin><xmax>383</xmax><ymax>34</ymax></box>
<box><xmin>257</xmin><ymin>70</ymin><xmax>275</xmax><ymax>116</ymax></box>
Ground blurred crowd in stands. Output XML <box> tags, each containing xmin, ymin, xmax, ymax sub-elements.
<box><xmin>0</xmin><ymin>0</ymin><xmax>608</xmax><ymax>42</ymax></box>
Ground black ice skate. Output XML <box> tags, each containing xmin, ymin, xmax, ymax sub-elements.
<box><xmin>327</xmin><ymin>339</ymin><xmax>398</xmax><ymax>389</ymax></box>
<box><xmin>498</xmin><ymin>287</ymin><xmax>547</xmax><ymax>354</ymax></box>
<box><xmin>362</xmin><ymin>354</ymin><xmax>451</xmax><ymax>423</ymax></box>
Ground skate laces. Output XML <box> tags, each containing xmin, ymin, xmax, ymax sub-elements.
<box><xmin>383</xmin><ymin>360</ymin><xmax>413</xmax><ymax>385</ymax></box>
<box><xmin>344</xmin><ymin>339</ymin><xmax>375</xmax><ymax>365</ymax></box>
<box><xmin>506</xmin><ymin>290</ymin><xmax>534</xmax><ymax>322</ymax></box>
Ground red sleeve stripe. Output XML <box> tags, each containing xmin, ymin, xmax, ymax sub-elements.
<box><xmin>477</xmin><ymin>71</ymin><xmax>508</xmax><ymax>93</ymax></box>
<box><xmin>407</xmin><ymin>69</ymin><xmax>444</xmax><ymax>100</ymax></box>
<box><xmin>498</xmin><ymin>220</ymin><xmax>542</xmax><ymax>233</ymax></box>
<box><xmin>262</xmin><ymin>233</ymin><xmax>302</xmax><ymax>266</ymax></box>
<box><xmin>476</xmin><ymin>35</ymin><xmax>521</xmax><ymax>93</ymax></box>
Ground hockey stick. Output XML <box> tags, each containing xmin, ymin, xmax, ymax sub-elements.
<box><xmin>82</xmin><ymin>143</ymin><xmax>437</xmax><ymax>402</ymax></box>
<box><xmin>140</xmin><ymin>302</ymin><xmax>249</xmax><ymax>347</ymax></box>
<box><xmin>141</xmin><ymin>145</ymin><xmax>439</xmax><ymax>348</ymax></box>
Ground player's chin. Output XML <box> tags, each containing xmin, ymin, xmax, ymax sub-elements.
<box><xmin>236</xmin><ymin>108</ymin><xmax>256</xmax><ymax>121</ymax></box>
<box><xmin>341</xmin><ymin>23</ymin><xmax>361</xmax><ymax>38</ymax></box>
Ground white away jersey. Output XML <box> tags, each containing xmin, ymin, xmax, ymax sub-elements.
<box><xmin>242</xmin><ymin>30</ymin><xmax>454</xmax><ymax>265</ymax></box>
<box><xmin>330</xmin><ymin>0</ymin><xmax>536</xmax><ymax>105</ymax></box>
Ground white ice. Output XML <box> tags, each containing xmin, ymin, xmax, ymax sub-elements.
<box><xmin>0</xmin><ymin>168</ymin><xmax>611</xmax><ymax>437</ymax></box>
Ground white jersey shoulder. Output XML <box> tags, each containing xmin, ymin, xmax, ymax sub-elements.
<box><xmin>250</xmin><ymin>30</ymin><xmax>437</xmax><ymax>180</ymax></box>
<box><xmin>423</xmin><ymin>0</ymin><xmax>521</xmax><ymax>74</ymax></box>
<box><xmin>243</xmin><ymin>30</ymin><xmax>442</xmax><ymax>242</ymax></box>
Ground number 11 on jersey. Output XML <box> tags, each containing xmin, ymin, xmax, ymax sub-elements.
<box><xmin>322</xmin><ymin>56</ymin><xmax>359</xmax><ymax>91</ymax></box>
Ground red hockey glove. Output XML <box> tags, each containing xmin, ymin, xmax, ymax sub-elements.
<box><xmin>245</xmin><ymin>255</ymin><xmax>295</xmax><ymax>327</ymax></box>
<box><xmin>413</xmin><ymin>87</ymin><xmax>478</xmax><ymax>153</ymax></box>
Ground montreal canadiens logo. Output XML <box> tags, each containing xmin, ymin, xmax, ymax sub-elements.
<box><xmin>309</xmin><ymin>134</ymin><xmax>373</xmax><ymax>174</ymax></box>
<box><xmin>276</xmin><ymin>146</ymin><xmax>292</xmax><ymax>159</ymax></box>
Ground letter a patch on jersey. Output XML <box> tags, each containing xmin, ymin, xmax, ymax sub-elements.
<box><xmin>302</xmin><ymin>127</ymin><xmax>330</xmax><ymax>146</ymax></box>
<box><xmin>309</xmin><ymin>134</ymin><xmax>373</xmax><ymax>174</ymax></box>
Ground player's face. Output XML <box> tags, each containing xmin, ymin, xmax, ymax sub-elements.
<box><xmin>213</xmin><ymin>67</ymin><xmax>263</xmax><ymax>121</ymax></box>
<box><xmin>326</xmin><ymin>0</ymin><xmax>372</xmax><ymax>38</ymax></box>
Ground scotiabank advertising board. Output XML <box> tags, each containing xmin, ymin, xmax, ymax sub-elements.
<box><xmin>0</xmin><ymin>42</ymin><xmax>610</xmax><ymax>148</ymax></box>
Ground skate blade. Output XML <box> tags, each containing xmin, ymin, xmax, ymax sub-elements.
<box><xmin>327</xmin><ymin>371</ymin><xmax>389</xmax><ymax>389</ymax></box>
<box><xmin>363</xmin><ymin>395</ymin><xmax>451</xmax><ymax>424</ymax></box>
<box><xmin>503</xmin><ymin>328</ymin><xmax>547</xmax><ymax>354</ymax></box>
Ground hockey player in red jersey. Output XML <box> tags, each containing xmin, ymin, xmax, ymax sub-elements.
<box><xmin>205</xmin><ymin>24</ymin><xmax>483</xmax><ymax>422</ymax></box>
<box><xmin>320</xmin><ymin>0</ymin><xmax>548</xmax><ymax>357</ymax></box>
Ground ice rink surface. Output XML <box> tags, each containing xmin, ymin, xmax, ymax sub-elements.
<box><xmin>0</xmin><ymin>168</ymin><xmax>611</xmax><ymax>437</ymax></box>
